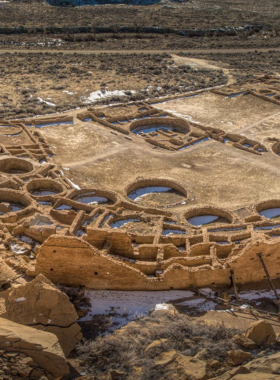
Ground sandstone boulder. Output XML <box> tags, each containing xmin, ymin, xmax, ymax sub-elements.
<box><xmin>245</xmin><ymin>320</ymin><xmax>276</xmax><ymax>347</ymax></box>
<box><xmin>231</xmin><ymin>374</ymin><xmax>280</xmax><ymax>379</ymax></box>
<box><xmin>227</xmin><ymin>350</ymin><xmax>253</xmax><ymax>366</ymax></box>
<box><xmin>0</xmin><ymin>259</ymin><xmax>16</xmax><ymax>289</ymax></box>
<box><xmin>245</xmin><ymin>351</ymin><xmax>280</xmax><ymax>374</ymax></box>
<box><xmin>214</xmin><ymin>365</ymin><xmax>251</xmax><ymax>380</ymax></box>
<box><xmin>233</xmin><ymin>334</ymin><xmax>257</xmax><ymax>350</ymax></box>
<box><xmin>0</xmin><ymin>274</ymin><xmax>82</xmax><ymax>356</ymax></box>
<box><xmin>175</xmin><ymin>354</ymin><xmax>211</xmax><ymax>380</ymax></box>
<box><xmin>0</xmin><ymin>317</ymin><xmax>69</xmax><ymax>378</ymax></box>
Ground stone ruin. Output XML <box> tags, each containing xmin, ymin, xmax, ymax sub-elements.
<box><xmin>1</xmin><ymin>79</ymin><xmax>280</xmax><ymax>291</ymax></box>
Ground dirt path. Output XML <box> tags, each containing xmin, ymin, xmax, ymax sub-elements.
<box><xmin>171</xmin><ymin>55</ymin><xmax>235</xmax><ymax>85</ymax></box>
<box><xmin>0</xmin><ymin>47</ymin><xmax>279</xmax><ymax>55</ymax></box>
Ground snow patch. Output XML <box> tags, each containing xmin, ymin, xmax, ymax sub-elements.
<box><xmin>10</xmin><ymin>243</ymin><xmax>28</xmax><ymax>255</ymax></box>
<box><xmin>68</xmin><ymin>179</ymin><xmax>80</xmax><ymax>190</ymax></box>
<box><xmin>164</xmin><ymin>110</ymin><xmax>200</xmax><ymax>124</ymax></box>
<box><xmin>14</xmin><ymin>297</ymin><xmax>26</xmax><ymax>303</ymax></box>
<box><xmin>37</xmin><ymin>97</ymin><xmax>56</xmax><ymax>107</ymax></box>
<box><xmin>82</xmin><ymin>89</ymin><xmax>135</xmax><ymax>104</ymax></box>
<box><xmin>80</xmin><ymin>289</ymin><xmax>199</xmax><ymax>331</ymax></box>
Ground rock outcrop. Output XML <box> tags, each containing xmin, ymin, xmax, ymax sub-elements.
<box><xmin>232</xmin><ymin>334</ymin><xmax>257</xmax><ymax>350</ymax></box>
<box><xmin>0</xmin><ymin>317</ymin><xmax>69</xmax><ymax>378</ymax></box>
<box><xmin>227</xmin><ymin>350</ymin><xmax>253</xmax><ymax>366</ymax></box>
<box><xmin>245</xmin><ymin>320</ymin><xmax>276</xmax><ymax>347</ymax></box>
<box><xmin>0</xmin><ymin>274</ymin><xmax>82</xmax><ymax>356</ymax></box>
<box><xmin>153</xmin><ymin>350</ymin><xmax>212</xmax><ymax>379</ymax></box>
<box><xmin>245</xmin><ymin>351</ymin><xmax>280</xmax><ymax>375</ymax></box>
<box><xmin>0</xmin><ymin>258</ymin><xmax>16</xmax><ymax>289</ymax></box>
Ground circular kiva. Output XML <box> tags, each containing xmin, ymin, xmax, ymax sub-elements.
<box><xmin>0</xmin><ymin>125</ymin><xmax>23</xmax><ymax>136</ymax></box>
<box><xmin>0</xmin><ymin>157</ymin><xmax>34</xmax><ymax>176</ymax></box>
<box><xmin>69</xmin><ymin>189</ymin><xmax>118</xmax><ymax>206</ymax></box>
<box><xmin>129</xmin><ymin>117</ymin><xmax>190</xmax><ymax>135</ymax></box>
<box><xmin>185</xmin><ymin>206</ymin><xmax>233</xmax><ymax>227</ymax></box>
<box><xmin>125</xmin><ymin>178</ymin><xmax>188</xmax><ymax>208</ymax></box>
<box><xmin>0</xmin><ymin>190</ymin><xmax>31</xmax><ymax>216</ymax></box>
<box><xmin>26</xmin><ymin>179</ymin><xmax>66</xmax><ymax>199</ymax></box>
<box><xmin>255</xmin><ymin>199</ymin><xmax>280</xmax><ymax>220</ymax></box>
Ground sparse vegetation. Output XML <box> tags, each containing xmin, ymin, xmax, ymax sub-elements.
<box><xmin>179</xmin><ymin>50</ymin><xmax>280</xmax><ymax>83</ymax></box>
<box><xmin>76</xmin><ymin>312</ymin><xmax>240</xmax><ymax>379</ymax></box>
<box><xmin>0</xmin><ymin>52</ymin><xmax>227</xmax><ymax>119</ymax></box>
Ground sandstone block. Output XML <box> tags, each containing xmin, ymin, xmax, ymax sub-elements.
<box><xmin>0</xmin><ymin>317</ymin><xmax>69</xmax><ymax>378</ymax></box>
<box><xmin>227</xmin><ymin>350</ymin><xmax>253</xmax><ymax>366</ymax></box>
<box><xmin>245</xmin><ymin>320</ymin><xmax>276</xmax><ymax>347</ymax></box>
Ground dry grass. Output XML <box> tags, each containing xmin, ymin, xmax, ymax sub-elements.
<box><xmin>179</xmin><ymin>50</ymin><xmax>280</xmax><ymax>82</ymax></box>
<box><xmin>76</xmin><ymin>312</ymin><xmax>240</xmax><ymax>379</ymax></box>
<box><xmin>0</xmin><ymin>52</ymin><xmax>227</xmax><ymax>119</ymax></box>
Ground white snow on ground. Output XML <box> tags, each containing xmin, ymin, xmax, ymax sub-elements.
<box><xmin>82</xmin><ymin>89</ymin><xmax>135</xmax><ymax>104</ymax></box>
<box><xmin>81</xmin><ymin>289</ymin><xmax>194</xmax><ymax>322</ymax></box>
<box><xmin>67</xmin><ymin>179</ymin><xmax>80</xmax><ymax>190</ymax></box>
<box><xmin>155</xmin><ymin>303</ymin><xmax>173</xmax><ymax>311</ymax></box>
<box><xmin>37</xmin><ymin>39</ymin><xmax>63</xmax><ymax>47</ymax></box>
<box><xmin>37</xmin><ymin>97</ymin><xmax>56</xmax><ymax>107</ymax></box>
<box><xmin>238</xmin><ymin>289</ymin><xmax>277</xmax><ymax>300</ymax></box>
<box><xmin>63</xmin><ymin>91</ymin><xmax>75</xmax><ymax>95</ymax></box>
<box><xmin>177</xmin><ymin>298</ymin><xmax>217</xmax><ymax>313</ymax></box>
<box><xmin>10</xmin><ymin>243</ymin><xmax>28</xmax><ymax>255</ymax></box>
<box><xmin>14</xmin><ymin>297</ymin><xmax>26</xmax><ymax>303</ymax></box>
<box><xmin>79</xmin><ymin>289</ymin><xmax>220</xmax><ymax>330</ymax></box>
<box><xmin>80</xmin><ymin>287</ymin><xmax>280</xmax><ymax>332</ymax></box>
<box><xmin>164</xmin><ymin>109</ymin><xmax>200</xmax><ymax>124</ymax></box>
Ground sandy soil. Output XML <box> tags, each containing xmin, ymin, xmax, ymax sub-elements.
<box><xmin>39</xmin><ymin>86</ymin><xmax>280</xmax><ymax>214</ymax></box>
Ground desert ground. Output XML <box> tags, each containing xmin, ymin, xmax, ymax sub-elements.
<box><xmin>0</xmin><ymin>0</ymin><xmax>280</xmax><ymax>379</ymax></box>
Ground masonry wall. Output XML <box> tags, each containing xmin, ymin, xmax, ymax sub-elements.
<box><xmin>31</xmin><ymin>235</ymin><xmax>280</xmax><ymax>290</ymax></box>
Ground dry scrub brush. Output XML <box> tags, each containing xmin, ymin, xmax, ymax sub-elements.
<box><xmin>76</xmin><ymin>312</ymin><xmax>240</xmax><ymax>379</ymax></box>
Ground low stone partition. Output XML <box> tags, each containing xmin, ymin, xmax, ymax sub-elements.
<box><xmin>159</xmin><ymin>233</ymin><xmax>187</xmax><ymax>246</ymax></box>
<box><xmin>189</xmin><ymin>242</ymin><xmax>212</xmax><ymax>257</ymax></box>
<box><xmin>122</xmin><ymin>260</ymin><xmax>158</xmax><ymax>276</ymax></box>
<box><xmin>163</xmin><ymin>245</ymin><xmax>185</xmax><ymax>259</ymax></box>
<box><xmin>23</xmin><ymin>115</ymin><xmax>74</xmax><ymax>127</ymax></box>
<box><xmin>207</xmin><ymin>224</ymin><xmax>247</xmax><ymax>233</ymax></box>
<box><xmin>250</xmin><ymin>90</ymin><xmax>280</xmax><ymax>106</ymax></box>
<box><xmin>212</xmin><ymin>89</ymin><xmax>248</xmax><ymax>97</ymax></box>
<box><xmin>161</xmin><ymin>256</ymin><xmax>212</xmax><ymax>270</ymax></box>
<box><xmin>215</xmin><ymin>243</ymin><xmax>234</xmax><ymax>259</ymax></box>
